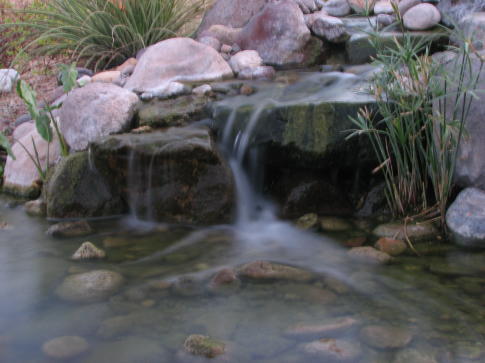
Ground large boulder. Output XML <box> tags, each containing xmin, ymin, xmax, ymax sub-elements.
<box><xmin>235</xmin><ymin>0</ymin><xmax>324</xmax><ymax>67</ymax></box>
<box><xmin>59</xmin><ymin>82</ymin><xmax>139</xmax><ymax>151</ymax></box>
<box><xmin>459</xmin><ymin>12</ymin><xmax>485</xmax><ymax>51</ymax></box>
<box><xmin>91</xmin><ymin>127</ymin><xmax>234</xmax><ymax>224</ymax></box>
<box><xmin>438</xmin><ymin>0</ymin><xmax>485</xmax><ymax>26</ymax></box>
<box><xmin>3</xmin><ymin>127</ymin><xmax>60</xmax><ymax>198</ymax></box>
<box><xmin>446</xmin><ymin>188</ymin><xmax>485</xmax><ymax>248</ymax></box>
<box><xmin>124</xmin><ymin>38</ymin><xmax>233</xmax><ymax>93</ymax></box>
<box><xmin>45</xmin><ymin>152</ymin><xmax>124</xmax><ymax>218</ymax></box>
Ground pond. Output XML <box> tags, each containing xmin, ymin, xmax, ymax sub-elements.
<box><xmin>0</xmin><ymin>196</ymin><xmax>484</xmax><ymax>362</ymax></box>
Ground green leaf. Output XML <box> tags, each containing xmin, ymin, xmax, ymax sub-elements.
<box><xmin>0</xmin><ymin>132</ymin><xmax>15</xmax><ymax>160</ymax></box>
<box><xmin>58</xmin><ymin>63</ymin><xmax>78</xmax><ymax>93</ymax></box>
<box><xmin>16</xmin><ymin>79</ymin><xmax>39</xmax><ymax>120</ymax></box>
<box><xmin>35</xmin><ymin>112</ymin><xmax>52</xmax><ymax>142</ymax></box>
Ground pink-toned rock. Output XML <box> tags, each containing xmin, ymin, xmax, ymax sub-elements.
<box><xmin>374</xmin><ymin>0</ymin><xmax>395</xmax><ymax>14</ymax></box>
<box><xmin>238</xmin><ymin>66</ymin><xmax>276</xmax><ymax>80</ymax></box>
<box><xmin>348</xmin><ymin>0</ymin><xmax>376</xmax><ymax>13</ymax></box>
<box><xmin>302</xmin><ymin>339</ymin><xmax>362</xmax><ymax>362</ymax></box>
<box><xmin>198</xmin><ymin>36</ymin><xmax>222</xmax><ymax>51</ymax></box>
<box><xmin>403</xmin><ymin>3</ymin><xmax>441</xmax><ymax>30</ymax></box>
<box><xmin>229</xmin><ymin>50</ymin><xmax>263</xmax><ymax>74</ymax></box>
<box><xmin>115</xmin><ymin>57</ymin><xmax>137</xmax><ymax>74</ymax></box>
<box><xmin>209</xmin><ymin>267</ymin><xmax>239</xmax><ymax>288</ymax></box>
<box><xmin>236</xmin><ymin>0</ymin><xmax>322</xmax><ymax>67</ymax></box>
<box><xmin>359</xmin><ymin>325</ymin><xmax>413</xmax><ymax>349</ymax></box>
<box><xmin>124</xmin><ymin>38</ymin><xmax>233</xmax><ymax>93</ymax></box>
<box><xmin>375</xmin><ymin>237</ymin><xmax>407</xmax><ymax>256</ymax></box>
<box><xmin>286</xmin><ymin>317</ymin><xmax>359</xmax><ymax>339</ymax></box>
<box><xmin>398</xmin><ymin>0</ymin><xmax>420</xmax><ymax>16</ymax></box>
<box><xmin>200</xmin><ymin>25</ymin><xmax>242</xmax><ymax>46</ymax></box>
<box><xmin>347</xmin><ymin>246</ymin><xmax>392</xmax><ymax>264</ymax></box>
<box><xmin>306</xmin><ymin>12</ymin><xmax>349</xmax><ymax>43</ymax></box>
<box><xmin>92</xmin><ymin>70</ymin><xmax>122</xmax><ymax>84</ymax></box>
<box><xmin>238</xmin><ymin>260</ymin><xmax>313</xmax><ymax>281</ymax></box>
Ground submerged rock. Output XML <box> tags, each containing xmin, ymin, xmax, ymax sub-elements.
<box><xmin>348</xmin><ymin>246</ymin><xmax>392</xmax><ymax>264</ymax></box>
<box><xmin>184</xmin><ymin>334</ymin><xmax>226</xmax><ymax>358</ymax></box>
<box><xmin>320</xmin><ymin>216</ymin><xmax>353</xmax><ymax>232</ymax></box>
<box><xmin>296</xmin><ymin>213</ymin><xmax>319</xmax><ymax>230</ymax></box>
<box><xmin>393</xmin><ymin>348</ymin><xmax>438</xmax><ymax>363</ymax></box>
<box><xmin>301</xmin><ymin>338</ymin><xmax>362</xmax><ymax>362</ymax></box>
<box><xmin>375</xmin><ymin>237</ymin><xmax>407</xmax><ymax>256</ymax></box>
<box><xmin>55</xmin><ymin>270</ymin><xmax>124</xmax><ymax>303</ymax></box>
<box><xmin>209</xmin><ymin>267</ymin><xmax>240</xmax><ymax>291</ymax></box>
<box><xmin>238</xmin><ymin>261</ymin><xmax>313</xmax><ymax>282</ymax></box>
<box><xmin>24</xmin><ymin>199</ymin><xmax>46</xmax><ymax>217</ymax></box>
<box><xmin>46</xmin><ymin>220</ymin><xmax>93</xmax><ymax>238</ymax></box>
<box><xmin>42</xmin><ymin>336</ymin><xmax>89</xmax><ymax>360</ymax></box>
<box><xmin>72</xmin><ymin>242</ymin><xmax>106</xmax><ymax>260</ymax></box>
<box><xmin>359</xmin><ymin>325</ymin><xmax>413</xmax><ymax>349</ymax></box>
<box><xmin>285</xmin><ymin>317</ymin><xmax>359</xmax><ymax>339</ymax></box>
<box><xmin>373</xmin><ymin>222</ymin><xmax>439</xmax><ymax>241</ymax></box>
<box><xmin>91</xmin><ymin>127</ymin><xmax>234</xmax><ymax>224</ymax></box>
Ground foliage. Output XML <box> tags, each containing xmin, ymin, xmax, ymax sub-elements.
<box><xmin>347</xmin><ymin>31</ymin><xmax>483</xmax><ymax>228</ymax></box>
<box><xmin>3</xmin><ymin>0</ymin><xmax>206</xmax><ymax>70</ymax></box>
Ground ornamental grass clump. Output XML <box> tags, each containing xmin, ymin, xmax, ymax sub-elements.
<box><xmin>4</xmin><ymin>0</ymin><xmax>206</xmax><ymax>69</ymax></box>
<box><xmin>348</xmin><ymin>30</ymin><xmax>483</xmax><ymax>228</ymax></box>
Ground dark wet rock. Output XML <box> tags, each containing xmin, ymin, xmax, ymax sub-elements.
<box><xmin>56</xmin><ymin>270</ymin><xmax>124</xmax><ymax>303</ymax></box>
<box><xmin>323</xmin><ymin>275</ymin><xmax>351</xmax><ymax>294</ymax></box>
<box><xmin>137</xmin><ymin>95</ymin><xmax>211</xmax><ymax>128</ymax></box>
<box><xmin>348</xmin><ymin>246</ymin><xmax>392</xmax><ymax>264</ymax></box>
<box><xmin>343</xmin><ymin>235</ymin><xmax>367</xmax><ymax>248</ymax></box>
<box><xmin>42</xmin><ymin>336</ymin><xmax>89</xmax><ymax>360</ymax></box>
<box><xmin>236</xmin><ymin>0</ymin><xmax>323</xmax><ymax>67</ymax></box>
<box><xmin>46</xmin><ymin>220</ymin><xmax>93</xmax><ymax>238</ymax></box>
<box><xmin>72</xmin><ymin>242</ymin><xmax>106</xmax><ymax>260</ymax></box>
<box><xmin>85</xmin><ymin>335</ymin><xmax>169</xmax><ymax>363</ymax></box>
<box><xmin>320</xmin><ymin>216</ymin><xmax>353</xmax><ymax>232</ymax></box>
<box><xmin>375</xmin><ymin>237</ymin><xmax>407</xmax><ymax>256</ymax></box>
<box><xmin>91</xmin><ymin>127</ymin><xmax>234</xmax><ymax>224</ymax></box>
<box><xmin>24</xmin><ymin>199</ymin><xmax>46</xmax><ymax>217</ymax></box>
<box><xmin>393</xmin><ymin>348</ymin><xmax>438</xmax><ymax>363</ymax></box>
<box><xmin>296</xmin><ymin>213</ymin><xmax>319</xmax><ymax>230</ymax></box>
<box><xmin>238</xmin><ymin>261</ymin><xmax>313</xmax><ymax>282</ymax></box>
<box><xmin>125</xmin><ymin>38</ymin><xmax>232</xmax><ymax>94</ymax></box>
<box><xmin>301</xmin><ymin>338</ymin><xmax>362</xmax><ymax>362</ymax></box>
<box><xmin>373</xmin><ymin>222</ymin><xmax>439</xmax><ymax>241</ymax></box>
<box><xmin>184</xmin><ymin>334</ymin><xmax>226</xmax><ymax>358</ymax></box>
<box><xmin>359</xmin><ymin>325</ymin><xmax>413</xmax><ymax>349</ymax></box>
<box><xmin>285</xmin><ymin>317</ymin><xmax>359</xmax><ymax>339</ymax></box>
<box><xmin>446</xmin><ymin>188</ymin><xmax>485</xmax><ymax>248</ymax></box>
<box><xmin>59</xmin><ymin>82</ymin><xmax>139</xmax><ymax>152</ymax></box>
<box><xmin>209</xmin><ymin>267</ymin><xmax>240</xmax><ymax>290</ymax></box>
<box><xmin>45</xmin><ymin>152</ymin><xmax>124</xmax><ymax>219</ymax></box>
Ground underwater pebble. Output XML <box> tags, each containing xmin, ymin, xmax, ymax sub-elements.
<box><xmin>42</xmin><ymin>336</ymin><xmax>89</xmax><ymax>360</ymax></box>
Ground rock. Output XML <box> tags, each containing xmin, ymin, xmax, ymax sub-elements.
<box><xmin>196</xmin><ymin>0</ymin><xmax>268</xmax><ymax>35</ymax></box>
<box><xmin>42</xmin><ymin>336</ymin><xmax>89</xmax><ymax>359</ymax></box>
<box><xmin>91</xmin><ymin>128</ymin><xmax>234</xmax><ymax>224</ymax></box>
<box><xmin>403</xmin><ymin>4</ymin><xmax>441</xmax><ymax>30</ymax></box>
<box><xmin>184</xmin><ymin>334</ymin><xmax>225</xmax><ymax>358</ymax></box>
<box><xmin>221</xmin><ymin>44</ymin><xmax>232</xmax><ymax>53</ymax></box>
<box><xmin>124</xmin><ymin>38</ymin><xmax>233</xmax><ymax>93</ymax></box>
<box><xmin>139</xmin><ymin>81</ymin><xmax>190</xmax><ymax>101</ymax></box>
<box><xmin>320</xmin><ymin>216</ymin><xmax>353</xmax><ymax>231</ymax></box>
<box><xmin>229</xmin><ymin>50</ymin><xmax>262</xmax><ymax>74</ymax></box>
<box><xmin>201</xmin><ymin>25</ymin><xmax>242</xmax><ymax>46</ymax></box>
<box><xmin>192</xmin><ymin>84</ymin><xmax>212</xmax><ymax>96</ymax></box>
<box><xmin>377</xmin><ymin>13</ymin><xmax>396</xmax><ymax>29</ymax></box>
<box><xmin>77</xmin><ymin>75</ymin><xmax>92</xmax><ymax>87</ymax></box>
<box><xmin>294</xmin><ymin>0</ymin><xmax>322</xmax><ymax>14</ymax></box>
<box><xmin>59</xmin><ymin>82</ymin><xmax>139</xmax><ymax>152</ymax></box>
<box><xmin>209</xmin><ymin>267</ymin><xmax>239</xmax><ymax>289</ymax></box>
<box><xmin>173</xmin><ymin>275</ymin><xmax>206</xmax><ymax>297</ymax></box>
<box><xmin>323</xmin><ymin>0</ymin><xmax>351</xmax><ymax>16</ymax></box>
<box><xmin>238</xmin><ymin>261</ymin><xmax>313</xmax><ymax>281</ymax></box>
<box><xmin>45</xmin><ymin>152</ymin><xmax>124</xmax><ymax>218</ymax></box>
<box><xmin>236</xmin><ymin>0</ymin><xmax>322</xmax><ymax>67</ymax></box>
<box><xmin>302</xmin><ymin>338</ymin><xmax>362</xmax><ymax>362</ymax></box>
<box><xmin>0</xmin><ymin>69</ymin><xmax>19</xmax><ymax>93</ymax></box>
<box><xmin>343</xmin><ymin>235</ymin><xmax>367</xmax><ymax>247</ymax></box>
<box><xmin>458</xmin><ymin>12</ymin><xmax>485</xmax><ymax>51</ymax></box>
<box><xmin>348</xmin><ymin>246</ymin><xmax>392</xmax><ymax>264</ymax></box>
<box><xmin>397</xmin><ymin>0</ymin><xmax>420</xmax><ymax>16</ymax></box>
<box><xmin>198</xmin><ymin>36</ymin><xmax>222</xmax><ymax>51</ymax></box>
<box><xmin>14</xmin><ymin>113</ymin><xmax>32</xmax><ymax>127</ymax></box>
<box><xmin>137</xmin><ymin>95</ymin><xmax>210</xmax><ymax>128</ymax></box>
<box><xmin>373</xmin><ymin>222</ymin><xmax>438</xmax><ymax>241</ymax></box>
<box><xmin>375</xmin><ymin>237</ymin><xmax>407</xmax><ymax>256</ymax></box>
<box><xmin>296</xmin><ymin>213</ymin><xmax>319</xmax><ymax>230</ymax></box>
<box><xmin>359</xmin><ymin>325</ymin><xmax>413</xmax><ymax>349</ymax></box>
<box><xmin>46</xmin><ymin>220</ymin><xmax>93</xmax><ymax>238</ymax></box>
<box><xmin>307</xmin><ymin>12</ymin><xmax>350</xmax><ymax>43</ymax></box>
<box><xmin>24</xmin><ymin>199</ymin><xmax>46</xmax><ymax>217</ymax></box>
<box><xmin>286</xmin><ymin>317</ymin><xmax>359</xmax><ymax>339</ymax></box>
<box><xmin>55</xmin><ymin>270</ymin><xmax>124</xmax><ymax>303</ymax></box>
<box><xmin>238</xmin><ymin>66</ymin><xmax>276</xmax><ymax>80</ymax></box>
<box><xmin>92</xmin><ymin>70</ymin><xmax>122</xmax><ymax>84</ymax></box>
<box><xmin>348</xmin><ymin>0</ymin><xmax>376</xmax><ymax>14</ymax></box>
<box><xmin>438</xmin><ymin>0</ymin><xmax>485</xmax><ymax>26</ymax></box>
<box><xmin>393</xmin><ymin>348</ymin><xmax>438</xmax><ymax>363</ymax></box>
<box><xmin>446</xmin><ymin>188</ymin><xmax>485</xmax><ymax>248</ymax></box>
<box><xmin>72</xmin><ymin>242</ymin><xmax>106</xmax><ymax>260</ymax></box>
<box><xmin>115</xmin><ymin>57</ymin><xmax>137</xmax><ymax>75</ymax></box>
<box><xmin>3</xmin><ymin>127</ymin><xmax>60</xmax><ymax>198</ymax></box>
<box><xmin>374</xmin><ymin>0</ymin><xmax>395</xmax><ymax>14</ymax></box>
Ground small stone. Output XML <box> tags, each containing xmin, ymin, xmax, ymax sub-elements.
<box><xmin>92</xmin><ymin>70</ymin><xmax>121</xmax><ymax>84</ymax></box>
<box><xmin>377</xmin><ymin>13</ymin><xmax>396</xmax><ymax>29</ymax></box>
<box><xmin>115</xmin><ymin>57</ymin><xmax>137</xmax><ymax>75</ymax></box>
<box><xmin>72</xmin><ymin>242</ymin><xmax>106</xmax><ymax>260</ymax></box>
<box><xmin>374</xmin><ymin>0</ymin><xmax>395</xmax><ymax>14</ymax></box>
<box><xmin>140</xmin><ymin>81</ymin><xmax>190</xmax><ymax>101</ymax></box>
<box><xmin>24</xmin><ymin>199</ymin><xmax>46</xmax><ymax>217</ymax></box>
<box><xmin>141</xmin><ymin>299</ymin><xmax>156</xmax><ymax>307</ymax></box>
<box><xmin>221</xmin><ymin>44</ymin><xmax>232</xmax><ymax>53</ymax></box>
<box><xmin>46</xmin><ymin>220</ymin><xmax>93</xmax><ymax>238</ymax></box>
<box><xmin>240</xmin><ymin>84</ymin><xmax>254</xmax><ymax>95</ymax></box>
<box><xmin>238</xmin><ymin>261</ymin><xmax>313</xmax><ymax>282</ymax></box>
<box><xmin>393</xmin><ymin>348</ymin><xmax>438</xmax><ymax>363</ymax></box>
<box><xmin>238</xmin><ymin>66</ymin><xmax>276</xmax><ymax>80</ymax></box>
<box><xmin>403</xmin><ymin>4</ymin><xmax>441</xmax><ymax>30</ymax></box>
<box><xmin>0</xmin><ymin>69</ymin><xmax>20</xmax><ymax>93</ymax></box>
<box><xmin>323</xmin><ymin>0</ymin><xmax>351</xmax><ymax>17</ymax></box>
<box><xmin>0</xmin><ymin>221</ymin><xmax>12</xmax><ymax>230</ymax></box>
<box><xmin>76</xmin><ymin>75</ymin><xmax>91</xmax><ymax>87</ymax></box>
<box><xmin>320</xmin><ymin>217</ymin><xmax>353</xmax><ymax>232</ymax></box>
<box><xmin>307</xmin><ymin>13</ymin><xmax>349</xmax><ymax>43</ymax></box>
<box><xmin>348</xmin><ymin>0</ymin><xmax>376</xmax><ymax>14</ymax></box>
<box><xmin>343</xmin><ymin>235</ymin><xmax>367</xmax><ymax>247</ymax></box>
<box><xmin>375</xmin><ymin>237</ymin><xmax>407</xmax><ymax>256</ymax></box>
<box><xmin>131</xmin><ymin>125</ymin><xmax>153</xmax><ymax>134</ymax></box>
<box><xmin>209</xmin><ymin>267</ymin><xmax>239</xmax><ymax>289</ymax></box>
<box><xmin>183</xmin><ymin>334</ymin><xmax>225</xmax><ymax>358</ymax></box>
<box><xmin>286</xmin><ymin>317</ymin><xmax>359</xmax><ymax>339</ymax></box>
<box><xmin>229</xmin><ymin>50</ymin><xmax>263</xmax><ymax>74</ymax></box>
<box><xmin>348</xmin><ymin>246</ymin><xmax>392</xmax><ymax>264</ymax></box>
<box><xmin>192</xmin><ymin>84</ymin><xmax>212</xmax><ymax>96</ymax></box>
<box><xmin>359</xmin><ymin>325</ymin><xmax>413</xmax><ymax>349</ymax></box>
<box><xmin>302</xmin><ymin>338</ymin><xmax>362</xmax><ymax>362</ymax></box>
<box><xmin>42</xmin><ymin>336</ymin><xmax>89</xmax><ymax>359</ymax></box>
<box><xmin>373</xmin><ymin>222</ymin><xmax>438</xmax><ymax>241</ymax></box>
<box><xmin>296</xmin><ymin>213</ymin><xmax>319</xmax><ymax>230</ymax></box>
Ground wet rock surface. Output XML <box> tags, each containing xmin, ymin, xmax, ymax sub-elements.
<box><xmin>359</xmin><ymin>325</ymin><xmax>413</xmax><ymax>349</ymax></box>
<box><xmin>348</xmin><ymin>246</ymin><xmax>392</xmax><ymax>264</ymax></box>
<box><xmin>42</xmin><ymin>335</ymin><xmax>89</xmax><ymax>359</ymax></box>
<box><xmin>46</xmin><ymin>220</ymin><xmax>93</xmax><ymax>238</ymax></box>
<box><xmin>238</xmin><ymin>261</ymin><xmax>314</xmax><ymax>282</ymax></box>
<box><xmin>184</xmin><ymin>334</ymin><xmax>226</xmax><ymax>358</ymax></box>
<box><xmin>301</xmin><ymin>338</ymin><xmax>362</xmax><ymax>362</ymax></box>
<box><xmin>71</xmin><ymin>242</ymin><xmax>106</xmax><ymax>260</ymax></box>
<box><xmin>373</xmin><ymin>222</ymin><xmax>439</xmax><ymax>241</ymax></box>
<box><xmin>285</xmin><ymin>317</ymin><xmax>359</xmax><ymax>339</ymax></box>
